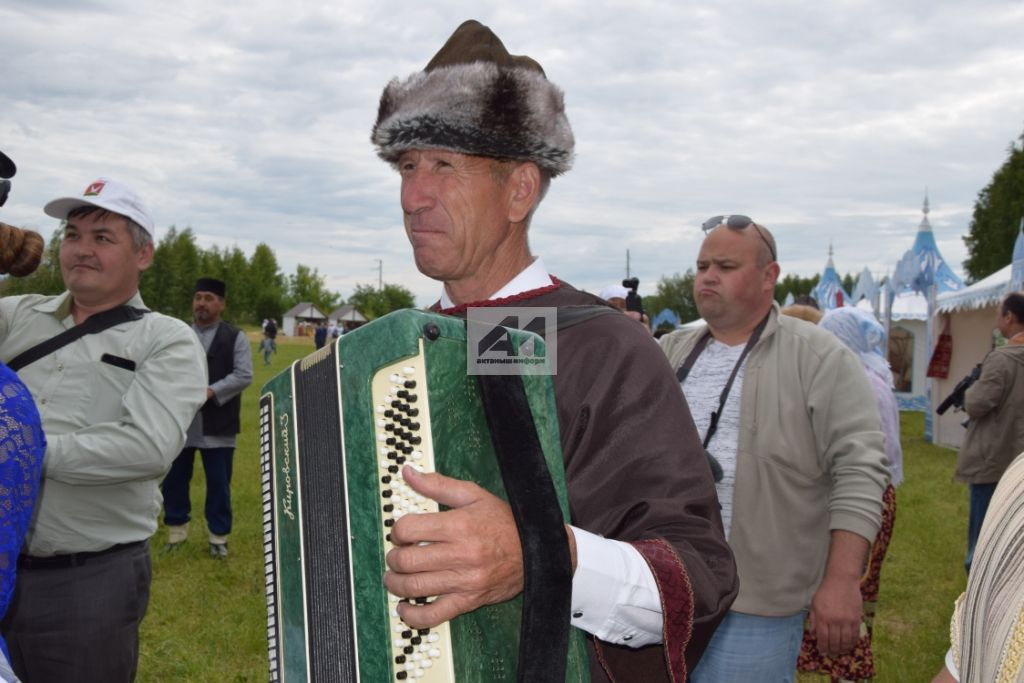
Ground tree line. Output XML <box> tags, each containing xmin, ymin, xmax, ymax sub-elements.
<box><xmin>0</xmin><ymin>226</ymin><xmax>414</xmax><ymax>325</ymax></box>
<box><xmin>643</xmin><ymin>270</ymin><xmax>829</xmax><ymax>332</ymax></box>
<box><xmin>7</xmin><ymin>126</ymin><xmax>1020</xmax><ymax>329</ymax></box>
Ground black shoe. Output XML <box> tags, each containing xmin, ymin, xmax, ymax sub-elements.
<box><xmin>209</xmin><ymin>542</ymin><xmax>228</xmax><ymax>559</ymax></box>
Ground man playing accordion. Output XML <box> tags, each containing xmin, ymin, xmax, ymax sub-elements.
<box><xmin>370</xmin><ymin>20</ymin><xmax>737</xmax><ymax>681</ymax></box>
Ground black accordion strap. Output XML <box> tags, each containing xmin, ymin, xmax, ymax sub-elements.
<box><xmin>477</xmin><ymin>373</ymin><xmax>572</xmax><ymax>683</ymax></box>
<box><xmin>7</xmin><ymin>305</ymin><xmax>147</xmax><ymax>372</ymax></box>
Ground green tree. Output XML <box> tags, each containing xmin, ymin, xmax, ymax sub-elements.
<box><xmin>247</xmin><ymin>243</ymin><xmax>287</xmax><ymax>323</ymax></box>
<box><xmin>199</xmin><ymin>244</ymin><xmax>226</xmax><ymax>281</ymax></box>
<box><xmin>346</xmin><ymin>282</ymin><xmax>416</xmax><ymax>320</ymax></box>
<box><xmin>0</xmin><ymin>228</ymin><xmax>65</xmax><ymax>296</ymax></box>
<box><xmin>841</xmin><ymin>272</ymin><xmax>856</xmax><ymax>297</ymax></box>
<box><xmin>643</xmin><ymin>271</ymin><xmax>699</xmax><ymax>329</ymax></box>
<box><xmin>774</xmin><ymin>273</ymin><xmax>820</xmax><ymax>305</ymax></box>
<box><xmin>218</xmin><ymin>246</ymin><xmax>251</xmax><ymax>323</ymax></box>
<box><xmin>287</xmin><ymin>264</ymin><xmax>340</xmax><ymax>314</ymax></box>
<box><xmin>963</xmin><ymin>131</ymin><xmax>1024</xmax><ymax>282</ymax></box>
<box><xmin>141</xmin><ymin>226</ymin><xmax>202</xmax><ymax>319</ymax></box>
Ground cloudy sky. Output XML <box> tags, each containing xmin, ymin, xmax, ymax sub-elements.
<box><xmin>2</xmin><ymin>0</ymin><xmax>1022</xmax><ymax>307</ymax></box>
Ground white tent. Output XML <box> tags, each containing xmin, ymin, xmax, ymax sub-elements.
<box><xmin>282</xmin><ymin>302</ymin><xmax>327</xmax><ymax>336</ymax></box>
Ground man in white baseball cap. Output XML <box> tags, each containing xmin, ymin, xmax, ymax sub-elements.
<box><xmin>44</xmin><ymin>176</ymin><xmax>156</xmax><ymax>238</ymax></box>
<box><xmin>0</xmin><ymin>177</ymin><xmax>206</xmax><ymax>681</ymax></box>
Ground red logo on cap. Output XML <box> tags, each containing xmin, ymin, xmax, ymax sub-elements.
<box><xmin>84</xmin><ymin>180</ymin><xmax>106</xmax><ymax>197</ymax></box>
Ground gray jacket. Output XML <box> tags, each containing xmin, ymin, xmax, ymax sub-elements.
<box><xmin>955</xmin><ymin>342</ymin><xmax>1024</xmax><ymax>484</ymax></box>
<box><xmin>660</xmin><ymin>304</ymin><xmax>890</xmax><ymax>614</ymax></box>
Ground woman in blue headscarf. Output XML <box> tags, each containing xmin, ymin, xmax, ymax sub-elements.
<box><xmin>820</xmin><ymin>306</ymin><xmax>904</xmax><ymax>487</ymax></box>
<box><xmin>797</xmin><ymin>305</ymin><xmax>902</xmax><ymax>682</ymax></box>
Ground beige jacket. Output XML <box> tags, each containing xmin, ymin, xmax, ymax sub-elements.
<box><xmin>660</xmin><ymin>304</ymin><xmax>890</xmax><ymax>614</ymax></box>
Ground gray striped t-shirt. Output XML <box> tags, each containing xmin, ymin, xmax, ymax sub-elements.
<box><xmin>680</xmin><ymin>339</ymin><xmax>747</xmax><ymax>538</ymax></box>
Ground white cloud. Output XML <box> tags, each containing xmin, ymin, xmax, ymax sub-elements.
<box><xmin>2</xmin><ymin>0</ymin><xmax>1022</xmax><ymax>306</ymax></box>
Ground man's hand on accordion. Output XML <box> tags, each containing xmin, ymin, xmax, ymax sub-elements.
<box><xmin>383</xmin><ymin>465</ymin><xmax>577</xmax><ymax>629</ymax></box>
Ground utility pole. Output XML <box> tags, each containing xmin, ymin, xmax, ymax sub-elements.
<box><xmin>626</xmin><ymin>249</ymin><xmax>631</xmax><ymax>278</ymax></box>
<box><xmin>375</xmin><ymin>259</ymin><xmax>383</xmax><ymax>290</ymax></box>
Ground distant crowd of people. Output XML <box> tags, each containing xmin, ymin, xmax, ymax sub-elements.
<box><xmin>0</xmin><ymin>18</ymin><xmax>1022</xmax><ymax>683</ymax></box>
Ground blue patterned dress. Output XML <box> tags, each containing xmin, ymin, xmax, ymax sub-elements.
<box><xmin>0</xmin><ymin>363</ymin><xmax>45</xmax><ymax>663</ymax></box>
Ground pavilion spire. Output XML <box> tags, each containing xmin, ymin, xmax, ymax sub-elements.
<box><xmin>814</xmin><ymin>243</ymin><xmax>850</xmax><ymax>309</ymax></box>
<box><xmin>900</xmin><ymin>193</ymin><xmax>963</xmax><ymax>294</ymax></box>
<box><xmin>918</xmin><ymin>190</ymin><xmax>932</xmax><ymax>233</ymax></box>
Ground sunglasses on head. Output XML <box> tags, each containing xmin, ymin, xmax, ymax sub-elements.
<box><xmin>701</xmin><ymin>214</ymin><xmax>776</xmax><ymax>262</ymax></box>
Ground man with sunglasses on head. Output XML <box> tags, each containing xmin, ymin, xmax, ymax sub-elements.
<box><xmin>660</xmin><ymin>216</ymin><xmax>889</xmax><ymax>682</ymax></box>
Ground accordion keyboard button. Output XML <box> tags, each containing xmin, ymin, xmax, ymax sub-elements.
<box><xmin>374</xmin><ymin>356</ymin><xmax>455</xmax><ymax>682</ymax></box>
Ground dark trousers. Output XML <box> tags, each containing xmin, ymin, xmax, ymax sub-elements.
<box><xmin>1</xmin><ymin>541</ymin><xmax>151</xmax><ymax>683</ymax></box>
<box><xmin>162</xmin><ymin>446</ymin><xmax>234</xmax><ymax>536</ymax></box>
<box><xmin>965</xmin><ymin>481</ymin><xmax>997</xmax><ymax>574</ymax></box>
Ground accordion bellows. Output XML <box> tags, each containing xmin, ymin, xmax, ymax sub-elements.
<box><xmin>260</xmin><ymin>309</ymin><xmax>590</xmax><ymax>682</ymax></box>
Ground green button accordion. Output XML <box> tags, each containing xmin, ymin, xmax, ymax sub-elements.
<box><xmin>259</xmin><ymin>310</ymin><xmax>590</xmax><ymax>682</ymax></box>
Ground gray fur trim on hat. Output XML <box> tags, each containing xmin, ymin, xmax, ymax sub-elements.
<box><xmin>372</xmin><ymin>61</ymin><xmax>575</xmax><ymax>176</ymax></box>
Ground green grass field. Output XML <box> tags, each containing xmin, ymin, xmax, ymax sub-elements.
<box><xmin>138</xmin><ymin>336</ymin><xmax>968</xmax><ymax>681</ymax></box>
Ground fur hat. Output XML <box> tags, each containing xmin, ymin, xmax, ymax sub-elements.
<box><xmin>371</xmin><ymin>20</ymin><xmax>574</xmax><ymax>176</ymax></box>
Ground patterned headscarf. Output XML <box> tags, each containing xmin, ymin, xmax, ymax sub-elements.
<box><xmin>819</xmin><ymin>307</ymin><xmax>892</xmax><ymax>387</ymax></box>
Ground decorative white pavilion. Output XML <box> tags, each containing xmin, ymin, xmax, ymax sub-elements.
<box><xmin>884</xmin><ymin>195</ymin><xmax>964</xmax><ymax>411</ymax></box>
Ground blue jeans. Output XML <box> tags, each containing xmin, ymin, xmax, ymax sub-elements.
<box><xmin>162</xmin><ymin>447</ymin><xmax>234</xmax><ymax>536</ymax></box>
<box><xmin>965</xmin><ymin>481</ymin><xmax>997</xmax><ymax>574</ymax></box>
<box><xmin>691</xmin><ymin>610</ymin><xmax>806</xmax><ymax>683</ymax></box>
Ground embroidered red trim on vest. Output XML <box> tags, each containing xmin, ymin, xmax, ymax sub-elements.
<box><xmin>432</xmin><ymin>276</ymin><xmax>563</xmax><ymax>316</ymax></box>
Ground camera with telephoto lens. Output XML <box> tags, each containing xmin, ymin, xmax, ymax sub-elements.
<box><xmin>936</xmin><ymin>363</ymin><xmax>982</xmax><ymax>416</ymax></box>
<box><xmin>622</xmin><ymin>277</ymin><xmax>644</xmax><ymax>315</ymax></box>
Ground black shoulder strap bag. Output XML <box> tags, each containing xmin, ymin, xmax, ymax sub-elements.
<box><xmin>7</xmin><ymin>305</ymin><xmax>147</xmax><ymax>372</ymax></box>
